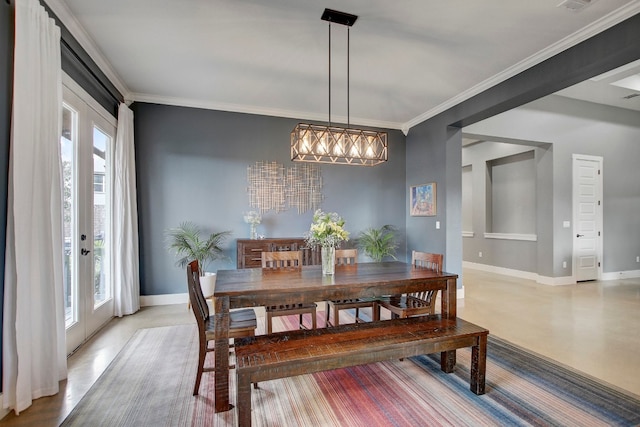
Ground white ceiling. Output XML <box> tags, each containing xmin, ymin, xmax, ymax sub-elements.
<box><xmin>48</xmin><ymin>0</ymin><xmax>640</xmax><ymax>132</ymax></box>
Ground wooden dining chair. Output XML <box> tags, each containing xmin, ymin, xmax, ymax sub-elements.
<box><xmin>262</xmin><ymin>250</ymin><xmax>317</xmax><ymax>334</ymax></box>
<box><xmin>187</xmin><ymin>260</ymin><xmax>257</xmax><ymax>396</ymax></box>
<box><xmin>325</xmin><ymin>249</ymin><xmax>379</xmax><ymax>327</ymax></box>
<box><xmin>377</xmin><ymin>251</ymin><xmax>443</xmax><ymax>319</ymax></box>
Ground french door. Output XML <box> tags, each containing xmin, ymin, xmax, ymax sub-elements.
<box><xmin>62</xmin><ymin>80</ymin><xmax>115</xmax><ymax>354</ymax></box>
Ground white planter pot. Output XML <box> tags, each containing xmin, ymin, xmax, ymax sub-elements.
<box><xmin>200</xmin><ymin>273</ymin><xmax>216</xmax><ymax>297</ymax></box>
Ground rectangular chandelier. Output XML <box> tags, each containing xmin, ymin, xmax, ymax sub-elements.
<box><xmin>291</xmin><ymin>123</ymin><xmax>388</xmax><ymax>166</ymax></box>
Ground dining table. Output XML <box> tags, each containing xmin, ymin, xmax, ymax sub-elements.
<box><xmin>212</xmin><ymin>261</ymin><xmax>458</xmax><ymax>413</ymax></box>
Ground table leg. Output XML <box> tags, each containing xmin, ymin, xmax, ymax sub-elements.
<box><xmin>442</xmin><ymin>277</ymin><xmax>457</xmax><ymax>320</ymax></box>
<box><xmin>470</xmin><ymin>334</ymin><xmax>487</xmax><ymax>395</ymax></box>
<box><xmin>214</xmin><ymin>296</ymin><xmax>232</xmax><ymax>412</ymax></box>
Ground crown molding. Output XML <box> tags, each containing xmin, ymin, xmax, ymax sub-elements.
<box><xmin>43</xmin><ymin>0</ymin><xmax>132</xmax><ymax>101</ymax></box>
<box><xmin>402</xmin><ymin>1</ymin><xmax>640</xmax><ymax>133</ymax></box>
<box><xmin>132</xmin><ymin>93</ymin><xmax>404</xmax><ymax>131</ymax></box>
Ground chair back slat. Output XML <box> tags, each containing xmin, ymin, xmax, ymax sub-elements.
<box><xmin>261</xmin><ymin>250</ymin><xmax>302</xmax><ymax>269</ymax></box>
<box><xmin>411</xmin><ymin>251</ymin><xmax>443</xmax><ymax>272</ymax></box>
<box><xmin>409</xmin><ymin>252</ymin><xmax>443</xmax><ymax>310</ymax></box>
<box><xmin>187</xmin><ymin>260</ymin><xmax>209</xmax><ymax>329</ymax></box>
<box><xmin>335</xmin><ymin>249</ymin><xmax>358</xmax><ymax>265</ymax></box>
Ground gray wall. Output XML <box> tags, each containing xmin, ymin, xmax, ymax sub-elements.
<box><xmin>404</xmin><ymin>12</ymin><xmax>640</xmax><ymax>288</ymax></box>
<box><xmin>405</xmin><ymin>120</ymin><xmax>461</xmax><ymax>277</ymax></box>
<box><xmin>464</xmin><ymin>94</ymin><xmax>640</xmax><ymax>276</ymax></box>
<box><xmin>461</xmin><ymin>141</ymin><xmax>553</xmax><ymax>275</ymax></box>
<box><xmin>132</xmin><ymin>102</ymin><xmax>407</xmax><ymax>296</ymax></box>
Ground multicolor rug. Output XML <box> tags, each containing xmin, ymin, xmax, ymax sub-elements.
<box><xmin>61</xmin><ymin>313</ymin><xmax>640</xmax><ymax>426</ymax></box>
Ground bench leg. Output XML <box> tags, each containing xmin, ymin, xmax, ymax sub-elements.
<box><xmin>237</xmin><ymin>372</ymin><xmax>252</xmax><ymax>427</ymax></box>
<box><xmin>470</xmin><ymin>334</ymin><xmax>487</xmax><ymax>395</ymax></box>
<box><xmin>441</xmin><ymin>350</ymin><xmax>456</xmax><ymax>373</ymax></box>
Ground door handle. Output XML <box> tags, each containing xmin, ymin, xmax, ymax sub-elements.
<box><xmin>81</xmin><ymin>248</ymin><xmax>91</xmax><ymax>256</ymax></box>
<box><xmin>576</xmin><ymin>234</ymin><xmax>584</xmax><ymax>238</ymax></box>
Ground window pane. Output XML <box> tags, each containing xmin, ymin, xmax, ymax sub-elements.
<box><xmin>94</xmin><ymin>173</ymin><xmax>104</xmax><ymax>193</ymax></box>
<box><xmin>62</xmin><ymin>105</ymin><xmax>76</xmax><ymax>327</ymax></box>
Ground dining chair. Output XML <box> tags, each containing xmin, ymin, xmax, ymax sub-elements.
<box><xmin>262</xmin><ymin>250</ymin><xmax>317</xmax><ymax>334</ymax></box>
<box><xmin>377</xmin><ymin>251</ymin><xmax>443</xmax><ymax>319</ymax></box>
<box><xmin>325</xmin><ymin>249</ymin><xmax>379</xmax><ymax>327</ymax></box>
<box><xmin>187</xmin><ymin>260</ymin><xmax>257</xmax><ymax>396</ymax></box>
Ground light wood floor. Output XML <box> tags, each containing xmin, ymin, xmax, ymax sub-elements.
<box><xmin>2</xmin><ymin>268</ymin><xmax>639</xmax><ymax>425</ymax></box>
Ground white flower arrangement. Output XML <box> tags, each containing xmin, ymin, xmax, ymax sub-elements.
<box><xmin>243</xmin><ymin>211</ymin><xmax>261</xmax><ymax>225</ymax></box>
<box><xmin>305</xmin><ymin>209</ymin><xmax>349</xmax><ymax>248</ymax></box>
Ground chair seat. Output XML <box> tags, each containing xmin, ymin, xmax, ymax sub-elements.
<box><xmin>326</xmin><ymin>298</ymin><xmax>378</xmax><ymax>327</ymax></box>
<box><xmin>377</xmin><ymin>295</ymin><xmax>435</xmax><ymax>317</ymax></box>
<box><xmin>264</xmin><ymin>303</ymin><xmax>317</xmax><ymax>334</ymax></box>
<box><xmin>204</xmin><ymin>308</ymin><xmax>257</xmax><ymax>340</ymax></box>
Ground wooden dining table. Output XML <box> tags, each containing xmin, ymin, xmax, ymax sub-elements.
<box><xmin>212</xmin><ymin>261</ymin><xmax>458</xmax><ymax>413</ymax></box>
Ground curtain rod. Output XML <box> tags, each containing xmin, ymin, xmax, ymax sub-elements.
<box><xmin>61</xmin><ymin>38</ymin><xmax>122</xmax><ymax>105</ymax></box>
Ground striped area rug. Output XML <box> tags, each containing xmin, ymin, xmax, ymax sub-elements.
<box><xmin>62</xmin><ymin>313</ymin><xmax>640</xmax><ymax>427</ymax></box>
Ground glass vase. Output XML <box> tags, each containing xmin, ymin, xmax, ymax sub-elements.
<box><xmin>321</xmin><ymin>245</ymin><xmax>335</xmax><ymax>276</ymax></box>
<box><xmin>249</xmin><ymin>223</ymin><xmax>257</xmax><ymax>240</ymax></box>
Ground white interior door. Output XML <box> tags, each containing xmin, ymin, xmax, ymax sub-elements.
<box><xmin>62</xmin><ymin>80</ymin><xmax>115</xmax><ymax>354</ymax></box>
<box><xmin>572</xmin><ymin>154</ymin><xmax>603</xmax><ymax>282</ymax></box>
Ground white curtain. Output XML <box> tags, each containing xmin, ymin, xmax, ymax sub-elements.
<box><xmin>113</xmin><ymin>103</ymin><xmax>140</xmax><ymax>317</ymax></box>
<box><xmin>2</xmin><ymin>0</ymin><xmax>66</xmax><ymax>415</ymax></box>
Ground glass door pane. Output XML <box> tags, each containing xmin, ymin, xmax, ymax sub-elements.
<box><xmin>62</xmin><ymin>104</ymin><xmax>77</xmax><ymax>328</ymax></box>
<box><xmin>92</xmin><ymin>126</ymin><xmax>110</xmax><ymax>307</ymax></box>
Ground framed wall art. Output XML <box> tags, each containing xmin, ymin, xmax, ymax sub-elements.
<box><xmin>410</xmin><ymin>183</ymin><xmax>436</xmax><ymax>216</ymax></box>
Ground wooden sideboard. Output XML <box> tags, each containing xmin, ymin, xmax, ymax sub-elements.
<box><xmin>236</xmin><ymin>238</ymin><xmax>320</xmax><ymax>269</ymax></box>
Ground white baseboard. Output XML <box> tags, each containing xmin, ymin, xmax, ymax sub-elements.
<box><xmin>463</xmin><ymin>261</ymin><xmax>575</xmax><ymax>286</ymax></box>
<box><xmin>601</xmin><ymin>269</ymin><xmax>640</xmax><ymax>280</ymax></box>
<box><xmin>140</xmin><ymin>293</ymin><xmax>188</xmax><ymax>307</ymax></box>
<box><xmin>464</xmin><ymin>261</ymin><xmax>640</xmax><ymax>285</ymax></box>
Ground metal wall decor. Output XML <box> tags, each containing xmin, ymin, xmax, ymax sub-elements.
<box><xmin>247</xmin><ymin>162</ymin><xmax>323</xmax><ymax>214</ymax></box>
<box><xmin>286</xmin><ymin>163</ymin><xmax>323</xmax><ymax>213</ymax></box>
<box><xmin>247</xmin><ymin>162</ymin><xmax>286</xmax><ymax>213</ymax></box>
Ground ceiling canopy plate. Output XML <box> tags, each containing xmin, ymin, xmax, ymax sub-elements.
<box><xmin>321</xmin><ymin>8</ymin><xmax>358</xmax><ymax>26</ymax></box>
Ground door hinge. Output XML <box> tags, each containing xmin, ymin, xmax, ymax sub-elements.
<box><xmin>598</xmin><ymin>169</ymin><xmax>601</xmax><ymax>175</ymax></box>
<box><xmin>598</xmin><ymin>200</ymin><xmax>601</xmax><ymax>206</ymax></box>
<box><xmin>598</xmin><ymin>231</ymin><xmax>601</xmax><ymax>236</ymax></box>
<box><xmin>598</xmin><ymin>262</ymin><xmax>601</xmax><ymax>267</ymax></box>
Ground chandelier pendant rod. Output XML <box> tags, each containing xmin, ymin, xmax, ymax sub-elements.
<box><xmin>328</xmin><ymin>22</ymin><xmax>331</xmax><ymax>128</ymax></box>
<box><xmin>347</xmin><ymin>27</ymin><xmax>350</xmax><ymax>129</ymax></box>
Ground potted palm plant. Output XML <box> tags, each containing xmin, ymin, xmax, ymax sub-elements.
<box><xmin>356</xmin><ymin>224</ymin><xmax>398</xmax><ymax>262</ymax></box>
<box><xmin>165</xmin><ymin>221</ymin><xmax>232</xmax><ymax>296</ymax></box>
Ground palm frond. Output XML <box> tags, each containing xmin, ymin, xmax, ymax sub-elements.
<box><xmin>356</xmin><ymin>224</ymin><xmax>398</xmax><ymax>262</ymax></box>
<box><xmin>165</xmin><ymin>221</ymin><xmax>232</xmax><ymax>275</ymax></box>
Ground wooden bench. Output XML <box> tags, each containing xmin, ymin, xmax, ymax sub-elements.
<box><xmin>234</xmin><ymin>315</ymin><xmax>488</xmax><ymax>426</ymax></box>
